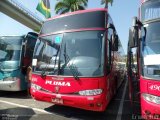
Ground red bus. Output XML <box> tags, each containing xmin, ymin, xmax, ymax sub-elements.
<box><xmin>31</xmin><ymin>8</ymin><xmax>125</xmax><ymax>111</ymax></box>
<box><xmin>128</xmin><ymin>0</ymin><xmax>160</xmax><ymax>118</ymax></box>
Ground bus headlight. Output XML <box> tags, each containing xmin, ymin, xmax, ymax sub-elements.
<box><xmin>31</xmin><ymin>83</ymin><xmax>41</xmax><ymax>90</ymax></box>
<box><xmin>142</xmin><ymin>93</ymin><xmax>160</xmax><ymax>104</ymax></box>
<box><xmin>79</xmin><ymin>89</ymin><xmax>102</xmax><ymax>96</ymax></box>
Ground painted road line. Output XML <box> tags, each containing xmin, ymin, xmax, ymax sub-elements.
<box><xmin>116</xmin><ymin>80</ymin><xmax>128</xmax><ymax>120</ymax></box>
<box><xmin>0</xmin><ymin>100</ymin><xmax>53</xmax><ymax>114</ymax></box>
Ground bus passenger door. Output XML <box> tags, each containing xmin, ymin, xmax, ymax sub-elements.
<box><xmin>22</xmin><ymin>33</ymin><xmax>38</xmax><ymax>75</ymax></box>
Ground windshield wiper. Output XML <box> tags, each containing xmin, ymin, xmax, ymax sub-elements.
<box><xmin>63</xmin><ymin>43</ymin><xmax>79</xmax><ymax>80</ymax></box>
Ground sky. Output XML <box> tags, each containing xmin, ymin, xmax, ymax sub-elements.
<box><xmin>0</xmin><ymin>0</ymin><xmax>139</xmax><ymax>54</ymax></box>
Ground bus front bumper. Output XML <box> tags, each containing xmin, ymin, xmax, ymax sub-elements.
<box><xmin>0</xmin><ymin>79</ymin><xmax>21</xmax><ymax>91</ymax></box>
<box><xmin>31</xmin><ymin>88</ymin><xmax>106</xmax><ymax>112</ymax></box>
<box><xmin>141</xmin><ymin>94</ymin><xmax>160</xmax><ymax>119</ymax></box>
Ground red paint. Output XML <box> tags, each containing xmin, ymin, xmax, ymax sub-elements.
<box><xmin>128</xmin><ymin>1</ymin><xmax>160</xmax><ymax>118</ymax></box>
<box><xmin>31</xmin><ymin>9</ymin><xmax>124</xmax><ymax>112</ymax></box>
<box><xmin>140</xmin><ymin>77</ymin><xmax>160</xmax><ymax>118</ymax></box>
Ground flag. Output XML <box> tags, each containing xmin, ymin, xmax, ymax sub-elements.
<box><xmin>36</xmin><ymin>0</ymin><xmax>51</xmax><ymax>18</ymax></box>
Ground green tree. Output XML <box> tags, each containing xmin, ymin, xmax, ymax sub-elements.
<box><xmin>101</xmin><ymin>0</ymin><xmax>113</xmax><ymax>8</ymax></box>
<box><xmin>55</xmin><ymin>0</ymin><xmax>88</xmax><ymax>14</ymax></box>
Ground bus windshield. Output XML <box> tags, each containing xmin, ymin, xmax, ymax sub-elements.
<box><xmin>142</xmin><ymin>22</ymin><xmax>160</xmax><ymax>56</ymax></box>
<box><xmin>0</xmin><ymin>36</ymin><xmax>22</xmax><ymax>61</ymax></box>
<box><xmin>142</xmin><ymin>22</ymin><xmax>160</xmax><ymax>80</ymax></box>
<box><xmin>0</xmin><ymin>36</ymin><xmax>23</xmax><ymax>71</ymax></box>
<box><xmin>141</xmin><ymin>0</ymin><xmax>160</xmax><ymax>21</ymax></box>
<box><xmin>33</xmin><ymin>30</ymin><xmax>104</xmax><ymax>77</ymax></box>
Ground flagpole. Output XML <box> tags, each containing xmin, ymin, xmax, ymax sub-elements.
<box><xmin>105</xmin><ymin>2</ymin><xmax>108</xmax><ymax>9</ymax></box>
<box><xmin>105</xmin><ymin>1</ymin><xmax>108</xmax><ymax>10</ymax></box>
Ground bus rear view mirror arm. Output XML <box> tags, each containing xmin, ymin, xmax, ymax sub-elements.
<box><xmin>107</xmin><ymin>23</ymin><xmax>116</xmax><ymax>33</ymax></box>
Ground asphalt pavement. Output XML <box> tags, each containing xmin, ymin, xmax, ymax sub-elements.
<box><xmin>0</xmin><ymin>78</ymin><xmax>141</xmax><ymax>120</ymax></box>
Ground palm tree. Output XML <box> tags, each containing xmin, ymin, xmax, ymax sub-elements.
<box><xmin>55</xmin><ymin>0</ymin><xmax>88</xmax><ymax>14</ymax></box>
<box><xmin>101</xmin><ymin>0</ymin><xmax>113</xmax><ymax>8</ymax></box>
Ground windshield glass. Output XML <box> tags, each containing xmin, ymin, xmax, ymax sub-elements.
<box><xmin>33</xmin><ymin>34</ymin><xmax>63</xmax><ymax>74</ymax></box>
<box><xmin>0</xmin><ymin>36</ymin><xmax>22</xmax><ymax>61</ymax></box>
<box><xmin>33</xmin><ymin>31</ymin><xmax>104</xmax><ymax>77</ymax></box>
<box><xmin>142</xmin><ymin>22</ymin><xmax>160</xmax><ymax>80</ymax></box>
<box><xmin>142</xmin><ymin>22</ymin><xmax>160</xmax><ymax>56</ymax></box>
<box><xmin>141</xmin><ymin>0</ymin><xmax>160</xmax><ymax>22</ymax></box>
<box><xmin>0</xmin><ymin>36</ymin><xmax>23</xmax><ymax>71</ymax></box>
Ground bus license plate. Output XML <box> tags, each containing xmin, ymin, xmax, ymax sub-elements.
<box><xmin>52</xmin><ymin>98</ymin><xmax>63</xmax><ymax>104</ymax></box>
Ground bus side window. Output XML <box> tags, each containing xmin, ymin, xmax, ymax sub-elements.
<box><xmin>131</xmin><ymin>48</ymin><xmax>138</xmax><ymax>75</ymax></box>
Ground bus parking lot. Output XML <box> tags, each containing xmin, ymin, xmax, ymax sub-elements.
<box><xmin>0</xmin><ymin>79</ymin><xmax>141</xmax><ymax>120</ymax></box>
<box><xmin>1</xmin><ymin>0</ymin><xmax>160</xmax><ymax>120</ymax></box>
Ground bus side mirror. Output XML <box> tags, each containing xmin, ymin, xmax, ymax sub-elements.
<box><xmin>129</xmin><ymin>27</ymin><xmax>138</xmax><ymax>48</ymax></box>
<box><xmin>129</xmin><ymin>17</ymin><xmax>139</xmax><ymax>48</ymax></box>
<box><xmin>111</xmin><ymin>34</ymin><xmax>118</xmax><ymax>51</ymax></box>
<box><xmin>107</xmin><ymin>23</ymin><xmax>118</xmax><ymax>51</ymax></box>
